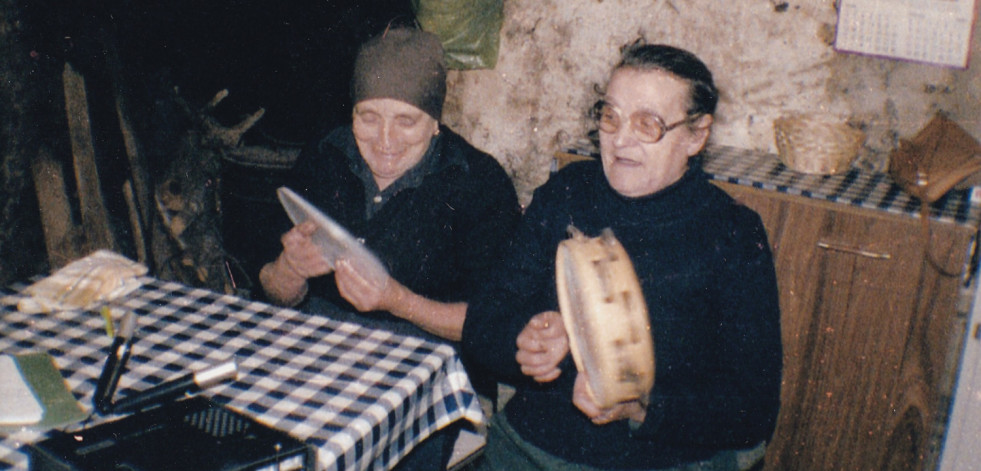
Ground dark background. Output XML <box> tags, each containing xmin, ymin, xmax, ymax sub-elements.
<box><xmin>0</xmin><ymin>0</ymin><xmax>416</xmax><ymax>286</ymax></box>
<box><xmin>30</xmin><ymin>0</ymin><xmax>416</xmax><ymax>143</ymax></box>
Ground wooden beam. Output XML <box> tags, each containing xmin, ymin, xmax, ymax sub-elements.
<box><xmin>29</xmin><ymin>146</ymin><xmax>78</xmax><ymax>268</ymax></box>
<box><xmin>123</xmin><ymin>179</ymin><xmax>147</xmax><ymax>264</ymax></box>
<box><xmin>63</xmin><ymin>62</ymin><xmax>117</xmax><ymax>253</ymax></box>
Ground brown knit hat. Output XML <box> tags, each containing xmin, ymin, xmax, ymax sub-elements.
<box><xmin>351</xmin><ymin>27</ymin><xmax>447</xmax><ymax>120</ymax></box>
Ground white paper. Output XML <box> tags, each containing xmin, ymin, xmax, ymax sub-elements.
<box><xmin>835</xmin><ymin>0</ymin><xmax>977</xmax><ymax>68</ymax></box>
<box><xmin>0</xmin><ymin>355</ymin><xmax>43</xmax><ymax>425</ymax></box>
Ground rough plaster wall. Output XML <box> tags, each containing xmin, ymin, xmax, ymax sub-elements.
<box><xmin>441</xmin><ymin>0</ymin><xmax>981</xmax><ymax>205</ymax></box>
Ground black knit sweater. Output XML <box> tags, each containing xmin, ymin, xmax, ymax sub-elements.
<box><xmin>463</xmin><ymin>158</ymin><xmax>782</xmax><ymax>469</ymax></box>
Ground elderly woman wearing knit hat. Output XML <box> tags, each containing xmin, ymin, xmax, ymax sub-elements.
<box><xmin>259</xmin><ymin>27</ymin><xmax>519</xmax><ymax>467</ymax></box>
<box><xmin>259</xmin><ymin>26</ymin><xmax>520</xmax><ymax>343</ymax></box>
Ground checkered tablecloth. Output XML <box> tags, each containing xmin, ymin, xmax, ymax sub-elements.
<box><xmin>0</xmin><ymin>278</ymin><xmax>484</xmax><ymax>470</ymax></box>
<box><xmin>562</xmin><ymin>144</ymin><xmax>981</xmax><ymax>227</ymax></box>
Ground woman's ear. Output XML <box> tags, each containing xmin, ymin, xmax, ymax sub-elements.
<box><xmin>685</xmin><ymin>114</ymin><xmax>713</xmax><ymax>157</ymax></box>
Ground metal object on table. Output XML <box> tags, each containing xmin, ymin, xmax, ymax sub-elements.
<box><xmin>276</xmin><ymin>186</ymin><xmax>388</xmax><ymax>287</ymax></box>
<box><xmin>30</xmin><ymin>396</ymin><xmax>314</xmax><ymax>471</ymax></box>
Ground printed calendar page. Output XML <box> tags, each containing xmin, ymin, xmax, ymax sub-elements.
<box><xmin>835</xmin><ymin>0</ymin><xmax>978</xmax><ymax>68</ymax></box>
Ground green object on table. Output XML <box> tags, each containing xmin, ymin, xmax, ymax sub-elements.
<box><xmin>0</xmin><ymin>352</ymin><xmax>86</xmax><ymax>433</ymax></box>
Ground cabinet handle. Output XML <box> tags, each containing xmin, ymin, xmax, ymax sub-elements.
<box><xmin>816</xmin><ymin>240</ymin><xmax>892</xmax><ymax>259</ymax></box>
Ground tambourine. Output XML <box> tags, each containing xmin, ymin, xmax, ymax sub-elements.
<box><xmin>556</xmin><ymin>227</ymin><xmax>654</xmax><ymax>408</ymax></box>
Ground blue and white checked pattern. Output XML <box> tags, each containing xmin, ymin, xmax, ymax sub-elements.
<box><xmin>0</xmin><ymin>278</ymin><xmax>484</xmax><ymax>470</ymax></box>
<box><xmin>562</xmin><ymin>144</ymin><xmax>981</xmax><ymax>227</ymax></box>
<box><xmin>701</xmin><ymin>145</ymin><xmax>980</xmax><ymax>226</ymax></box>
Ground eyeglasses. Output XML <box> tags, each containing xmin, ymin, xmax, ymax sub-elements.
<box><xmin>591</xmin><ymin>100</ymin><xmax>701</xmax><ymax>144</ymax></box>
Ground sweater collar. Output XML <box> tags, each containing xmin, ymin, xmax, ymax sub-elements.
<box><xmin>593</xmin><ymin>159</ymin><xmax>713</xmax><ymax>222</ymax></box>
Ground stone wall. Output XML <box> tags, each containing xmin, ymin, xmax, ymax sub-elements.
<box><xmin>440</xmin><ymin>0</ymin><xmax>981</xmax><ymax>204</ymax></box>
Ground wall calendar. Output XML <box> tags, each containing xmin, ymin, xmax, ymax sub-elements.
<box><xmin>835</xmin><ymin>0</ymin><xmax>978</xmax><ymax>68</ymax></box>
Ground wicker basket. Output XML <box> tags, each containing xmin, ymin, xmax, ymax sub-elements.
<box><xmin>773</xmin><ymin>115</ymin><xmax>865</xmax><ymax>175</ymax></box>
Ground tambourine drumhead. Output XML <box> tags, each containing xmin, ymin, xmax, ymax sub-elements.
<box><xmin>556</xmin><ymin>228</ymin><xmax>654</xmax><ymax>409</ymax></box>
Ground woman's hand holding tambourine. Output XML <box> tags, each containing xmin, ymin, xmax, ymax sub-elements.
<box><xmin>516</xmin><ymin>311</ymin><xmax>569</xmax><ymax>383</ymax></box>
<box><xmin>573</xmin><ymin>370</ymin><xmax>647</xmax><ymax>426</ymax></box>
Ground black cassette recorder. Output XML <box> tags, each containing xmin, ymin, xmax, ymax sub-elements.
<box><xmin>29</xmin><ymin>397</ymin><xmax>315</xmax><ymax>471</ymax></box>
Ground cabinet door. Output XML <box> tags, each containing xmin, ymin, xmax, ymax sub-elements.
<box><xmin>717</xmin><ymin>183</ymin><xmax>974</xmax><ymax>471</ymax></box>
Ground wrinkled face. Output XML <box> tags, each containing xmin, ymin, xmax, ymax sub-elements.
<box><xmin>352</xmin><ymin>98</ymin><xmax>439</xmax><ymax>190</ymax></box>
<box><xmin>599</xmin><ymin>68</ymin><xmax>712</xmax><ymax>198</ymax></box>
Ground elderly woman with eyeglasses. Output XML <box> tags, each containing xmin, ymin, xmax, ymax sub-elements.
<box><xmin>462</xmin><ymin>43</ymin><xmax>782</xmax><ymax>471</ymax></box>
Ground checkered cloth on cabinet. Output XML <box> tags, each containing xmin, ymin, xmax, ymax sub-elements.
<box><xmin>701</xmin><ymin>145</ymin><xmax>979</xmax><ymax>226</ymax></box>
<box><xmin>0</xmin><ymin>278</ymin><xmax>484</xmax><ymax>470</ymax></box>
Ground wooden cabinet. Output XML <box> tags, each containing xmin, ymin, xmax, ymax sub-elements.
<box><xmin>715</xmin><ymin>182</ymin><xmax>977</xmax><ymax>471</ymax></box>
